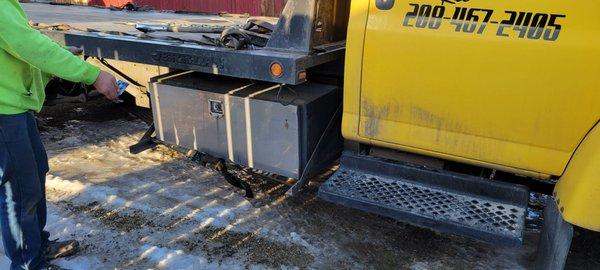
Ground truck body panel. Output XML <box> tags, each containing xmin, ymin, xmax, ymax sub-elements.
<box><xmin>555</xmin><ymin>123</ymin><xmax>600</xmax><ymax>232</ymax></box>
<box><xmin>343</xmin><ymin>0</ymin><xmax>600</xmax><ymax>177</ymax></box>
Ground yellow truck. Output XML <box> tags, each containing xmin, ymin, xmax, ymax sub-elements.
<box><xmin>327</xmin><ymin>1</ymin><xmax>599</xmax><ymax>268</ymax></box>
<box><xmin>32</xmin><ymin>0</ymin><xmax>599</xmax><ymax>268</ymax></box>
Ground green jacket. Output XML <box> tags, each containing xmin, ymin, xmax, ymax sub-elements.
<box><xmin>0</xmin><ymin>0</ymin><xmax>100</xmax><ymax>115</ymax></box>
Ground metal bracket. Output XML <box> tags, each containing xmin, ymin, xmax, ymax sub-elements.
<box><xmin>129</xmin><ymin>124</ymin><xmax>159</xmax><ymax>154</ymax></box>
<box><xmin>286</xmin><ymin>104</ymin><xmax>342</xmax><ymax>196</ymax></box>
<box><xmin>266</xmin><ymin>0</ymin><xmax>318</xmax><ymax>53</ymax></box>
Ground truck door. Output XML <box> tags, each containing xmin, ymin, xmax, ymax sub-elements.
<box><xmin>358</xmin><ymin>0</ymin><xmax>600</xmax><ymax>176</ymax></box>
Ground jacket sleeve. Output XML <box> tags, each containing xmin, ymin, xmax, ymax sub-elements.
<box><xmin>0</xmin><ymin>2</ymin><xmax>100</xmax><ymax>85</ymax></box>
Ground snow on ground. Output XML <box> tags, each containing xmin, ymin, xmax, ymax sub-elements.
<box><xmin>0</xmin><ymin>113</ymin><xmax>550</xmax><ymax>269</ymax></box>
<box><xmin>33</xmin><ymin>118</ymin><xmax>333</xmax><ymax>269</ymax></box>
<box><xmin>0</xmin><ymin>101</ymin><xmax>597</xmax><ymax>269</ymax></box>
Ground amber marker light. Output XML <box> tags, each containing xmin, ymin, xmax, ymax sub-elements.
<box><xmin>270</xmin><ymin>62</ymin><xmax>284</xmax><ymax>78</ymax></box>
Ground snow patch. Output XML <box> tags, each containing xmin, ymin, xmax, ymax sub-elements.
<box><xmin>289</xmin><ymin>232</ymin><xmax>314</xmax><ymax>251</ymax></box>
<box><xmin>57</xmin><ymin>136</ymin><xmax>83</xmax><ymax>147</ymax></box>
<box><xmin>138</xmin><ymin>245</ymin><xmax>249</xmax><ymax>270</ymax></box>
<box><xmin>54</xmin><ymin>256</ymin><xmax>105</xmax><ymax>270</ymax></box>
<box><xmin>47</xmin><ymin>174</ymin><xmax>255</xmax><ymax>231</ymax></box>
<box><xmin>46</xmin><ymin>175</ymin><xmax>88</xmax><ymax>196</ymax></box>
<box><xmin>46</xmin><ymin>175</ymin><xmax>156</xmax><ymax>213</ymax></box>
<box><xmin>189</xmin><ymin>205</ymin><xmax>250</xmax><ymax>228</ymax></box>
<box><xmin>0</xmin><ymin>206</ymin><xmax>108</xmax><ymax>270</ymax></box>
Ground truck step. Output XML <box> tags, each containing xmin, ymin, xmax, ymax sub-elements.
<box><xmin>319</xmin><ymin>152</ymin><xmax>529</xmax><ymax>246</ymax></box>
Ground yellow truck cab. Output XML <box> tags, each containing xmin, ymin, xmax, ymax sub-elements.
<box><xmin>319</xmin><ymin>0</ymin><xmax>599</xmax><ymax>269</ymax></box>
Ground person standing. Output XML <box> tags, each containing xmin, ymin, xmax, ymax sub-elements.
<box><xmin>0</xmin><ymin>1</ymin><xmax>119</xmax><ymax>269</ymax></box>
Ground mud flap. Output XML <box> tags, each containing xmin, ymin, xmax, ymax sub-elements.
<box><xmin>534</xmin><ymin>197</ymin><xmax>573</xmax><ymax>270</ymax></box>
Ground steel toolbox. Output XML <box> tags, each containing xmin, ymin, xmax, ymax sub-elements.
<box><xmin>150</xmin><ymin>72</ymin><xmax>341</xmax><ymax>179</ymax></box>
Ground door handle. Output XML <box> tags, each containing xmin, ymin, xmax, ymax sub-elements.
<box><xmin>376</xmin><ymin>0</ymin><xmax>395</xmax><ymax>10</ymax></box>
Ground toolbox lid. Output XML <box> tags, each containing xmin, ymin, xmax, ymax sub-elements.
<box><xmin>152</xmin><ymin>72</ymin><xmax>339</xmax><ymax>106</ymax></box>
<box><xmin>152</xmin><ymin>71</ymin><xmax>254</xmax><ymax>95</ymax></box>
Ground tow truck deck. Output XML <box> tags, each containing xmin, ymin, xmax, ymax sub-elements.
<box><xmin>26</xmin><ymin>2</ymin><xmax>346</xmax><ymax>85</ymax></box>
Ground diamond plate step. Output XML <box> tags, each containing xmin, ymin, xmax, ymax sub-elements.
<box><xmin>319</xmin><ymin>152</ymin><xmax>529</xmax><ymax>246</ymax></box>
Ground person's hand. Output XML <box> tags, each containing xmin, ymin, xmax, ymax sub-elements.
<box><xmin>68</xmin><ymin>46</ymin><xmax>84</xmax><ymax>56</ymax></box>
<box><xmin>93</xmin><ymin>71</ymin><xmax>119</xmax><ymax>100</ymax></box>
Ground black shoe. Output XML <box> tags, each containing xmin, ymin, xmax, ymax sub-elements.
<box><xmin>46</xmin><ymin>239</ymin><xmax>80</xmax><ymax>260</ymax></box>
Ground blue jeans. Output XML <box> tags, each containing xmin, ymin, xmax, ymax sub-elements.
<box><xmin>0</xmin><ymin>112</ymin><xmax>50</xmax><ymax>270</ymax></box>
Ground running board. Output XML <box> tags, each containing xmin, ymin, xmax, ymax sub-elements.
<box><xmin>319</xmin><ymin>152</ymin><xmax>529</xmax><ymax>246</ymax></box>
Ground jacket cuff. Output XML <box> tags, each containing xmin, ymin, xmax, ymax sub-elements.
<box><xmin>82</xmin><ymin>63</ymin><xmax>101</xmax><ymax>85</ymax></box>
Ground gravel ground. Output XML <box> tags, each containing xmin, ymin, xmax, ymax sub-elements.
<box><xmin>18</xmin><ymin>99</ymin><xmax>597</xmax><ymax>269</ymax></box>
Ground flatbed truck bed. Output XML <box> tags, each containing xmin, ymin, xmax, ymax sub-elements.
<box><xmin>25</xmin><ymin>3</ymin><xmax>346</xmax><ymax>85</ymax></box>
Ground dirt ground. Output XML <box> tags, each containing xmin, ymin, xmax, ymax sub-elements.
<box><xmin>31</xmin><ymin>99</ymin><xmax>599</xmax><ymax>270</ymax></box>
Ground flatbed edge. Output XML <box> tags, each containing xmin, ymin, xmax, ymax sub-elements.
<box><xmin>45</xmin><ymin>30</ymin><xmax>345</xmax><ymax>85</ymax></box>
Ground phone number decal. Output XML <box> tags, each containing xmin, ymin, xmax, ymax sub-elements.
<box><xmin>402</xmin><ymin>3</ymin><xmax>566</xmax><ymax>41</ymax></box>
